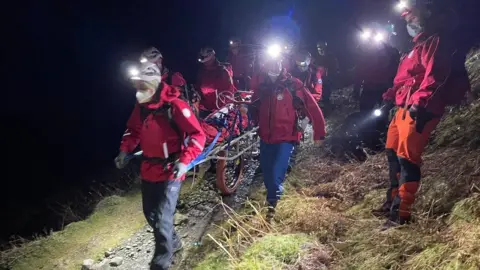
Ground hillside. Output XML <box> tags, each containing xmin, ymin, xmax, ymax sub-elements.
<box><xmin>1</xmin><ymin>48</ymin><xmax>479</xmax><ymax>270</ymax></box>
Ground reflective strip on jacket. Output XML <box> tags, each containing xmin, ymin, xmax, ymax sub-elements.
<box><xmin>120</xmin><ymin>82</ymin><xmax>206</xmax><ymax>182</ymax></box>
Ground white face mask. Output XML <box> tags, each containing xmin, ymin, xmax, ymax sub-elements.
<box><xmin>406</xmin><ymin>22</ymin><xmax>423</xmax><ymax>37</ymax></box>
<box><xmin>136</xmin><ymin>89</ymin><xmax>155</xmax><ymax>104</ymax></box>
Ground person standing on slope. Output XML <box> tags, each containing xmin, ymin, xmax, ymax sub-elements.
<box><xmin>114</xmin><ymin>62</ymin><xmax>206</xmax><ymax>269</ymax></box>
<box><xmin>374</xmin><ymin>0</ymin><xmax>471</xmax><ymax>228</ymax></box>
<box><xmin>250</xmin><ymin>55</ymin><xmax>326</xmax><ymax>221</ymax></box>
<box><xmin>196</xmin><ymin>47</ymin><xmax>236</xmax><ymax>118</ymax></box>
<box><xmin>292</xmin><ymin>50</ymin><xmax>324</xmax><ymax>103</ymax></box>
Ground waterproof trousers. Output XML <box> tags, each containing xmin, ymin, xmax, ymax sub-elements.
<box><xmin>385</xmin><ymin>107</ymin><xmax>440</xmax><ymax>222</ymax></box>
<box><xmin>142</xmin><ymin>180</ymin><xmax>182</xmax><ymax>270</ymax></box>
<box><xmin>260</xmin><ymin>141</ymin><xmax>295</xmax><ymax>207</ymax></box>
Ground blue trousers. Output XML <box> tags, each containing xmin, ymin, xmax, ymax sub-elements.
<box><xmin>260</xmin><ymin>141</ymin><xmax>295</xmax><ymax>207</ymax></box>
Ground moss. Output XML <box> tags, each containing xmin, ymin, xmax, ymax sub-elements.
<box><xmin>2</xmin><ymin>192</ymin><xmax>145</xmax><ymax>270</ymax></box>
<box><xmin>194</xmin><ymin>251</ymin><xmax>231</xmax><ymax>270</ymax></box>
<box><xmin>346</xmin><ymin>189</ymin><xmax>385</xmax><ymax>217</ymax></box>
<box><xmin>244</xmin><ymin>234</ymin><xmax>310</xmax><ymax>264</ymax></box>
<box><xmin>448</xmin><ymin>194</ymin><xmax>480</xmax><ymax>224</ymax></box>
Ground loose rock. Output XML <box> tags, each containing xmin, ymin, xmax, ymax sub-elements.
<box><xmin>109</xmin><ymin>257</ymin><xmax>124</xmax><ymax>267</ymax></box>
<box><xmin>81</xmin><ymin>259</ymin><xmax>95</xmax><ymax>270</ymax></box>
<box><xmin>104</xmin><ymin>249</ymin><xmax>114</xmax><ymax>258</ymax></box>
<box><xmin>174</xmin><ymin>213</ymin><xmax>188</xmax><ymax>225</ymax></box>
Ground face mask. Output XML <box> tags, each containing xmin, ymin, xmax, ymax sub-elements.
<box><xmin>298</xmin><ymin>65</ymin><xmax>308</xmax><ymax>72</ymax></box>
<box><xmin>406</xmin><ymin>22</ymin><xmax>423</xmax><ymax>37</ymax></box>
<box><xmin>136</xmin><ymin>89</ymin><xmax>155</xmax><ymax>103</ymax></box>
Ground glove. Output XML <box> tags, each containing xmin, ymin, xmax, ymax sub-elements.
<box><xmin>409</xmin><ymin>104</ymin><xmax>434</xmax><ymax>133</ymax></box>
<box><xmin>173</xmin><ymin>162</ymin><xmax>189</xmax><ymax>179</ymax></box>
<box><xmin>114</xmin><ymin>151</ymin><xmax>129</xmax><ymax>169</ymax></box>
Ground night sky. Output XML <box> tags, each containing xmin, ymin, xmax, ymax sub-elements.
<box><xmin>3</xmin><ymin>0</ymin><xmax>478</xmax><ymax>240</ymax></box>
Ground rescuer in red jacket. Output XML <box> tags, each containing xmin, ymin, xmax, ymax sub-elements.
<box><xmin>374</xmin><ymin>0</ymin><xmax>471</xmax><ymax>228</ymax></box>
<box><xmin>250</xmin><ymin>55</ymin><xmax>326</xmax><ymax>220</ymax></box>
<box><xmin>291</xmin><ymin>50</ymin><xmax>324</xmax><ymax>102</ymax></box>
<box><xmin>114</xmin><ymin>62</ymin><xmax>206</xmax><ymax>269</ymax></box>
<box><xmin>140</xmin><ymin>47</ymin><xmax>187</xmax><ymax>88</ymax></box>
<box><xmin>226</xmin><ymin>37</ymin><xmax>253</xmax><ymax>90</ymax></box>
<box><xmin>196</xmin><ymin>47</ymin><xmax>236</xmax><ymax>118</ymax></box>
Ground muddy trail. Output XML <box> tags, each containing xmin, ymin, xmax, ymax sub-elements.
<box><xmin>82</xmin><ymin>159</ymin><xmax>262</xmax><ymax>270</ymax></box>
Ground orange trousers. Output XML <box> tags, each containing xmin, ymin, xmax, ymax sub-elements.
<box><xmin>385</xmin><ymin>107</ymin><xmax>441</xmax><ymax>220</ymax></box>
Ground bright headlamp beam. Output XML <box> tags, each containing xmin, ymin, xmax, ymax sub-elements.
<box><xmin>373</xmin><ymin>109</ymin><xmax>382</xmax><ymax>117</ymax></box>
<box><xmin>140</xmin><ymin>58</ymin><xmax>148</xmax><ymax>63</ymax></box>
<box><xmin>374</xmin><ymin>32</ymin><xmax>385</xmax><ymax>42</ymax></box>
<box><xmin>267</xmin><ymin>44</ymin><xmax>282</xmax><ymax>58</ymax></box>
<box><xmin>360</xmin><ymin>29</ymin><xmax>372</xmax><ymax>40</ymax></box>
<box><xmin>396</xmin><ymin>1</ymin><xmax>408</xmax><ymax>12</ymax></box>
<box><xmin>129</xmin><ymin>67</ymin><xmax>139</xmax><ymax>76</ymax></box>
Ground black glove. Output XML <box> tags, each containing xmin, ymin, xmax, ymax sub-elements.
<box><xmin>409</xmin><ymin>104</ymin><xmax>434</xmax><ymax>133</ymax></box>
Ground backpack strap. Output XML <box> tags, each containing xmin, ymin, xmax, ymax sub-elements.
<box><xmin>139</xmin><ymin>103</ymin><xmax>183</xmax><ymax>139</ymax></box>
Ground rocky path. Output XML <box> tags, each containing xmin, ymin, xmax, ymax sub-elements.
<box><xmin>82</xmin><ymin>160</ymin><xmax>260</xmax><ymax>270</ymax></box>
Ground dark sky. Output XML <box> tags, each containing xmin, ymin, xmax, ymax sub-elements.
<box><xmin>5</xmin><ymin>0</ymin><xmax>368</xmax><ymax>194</ymax></box>
<box><xmin>3</xmin><ymin>0</ymin><xmax>478</xmax><ymax>238</ymax></box>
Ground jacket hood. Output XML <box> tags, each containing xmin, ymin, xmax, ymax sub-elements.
<box><xmin>143</xmin><ymin>82</ymin><xmax>181</xmax><ymax>110</ymax></box>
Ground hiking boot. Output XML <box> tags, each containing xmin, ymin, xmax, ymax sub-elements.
<box><xmin>372</xmin><ymin>201</ymin><xmax>392</xmax><ymax>218</ymax></box>
<box><xmin>380</xmin><ymin>219</ymin><xmax>400</xmax><ymax>231</ymax></box>
<box><xmin>380</xmin><ymin>215</ymin><xmax>412</xmax><ymax>231</ymax></box>
<box><xmin>173</xmin><ymin>236</ymin><xmax>183</xmax><ymax>253</ymax></box>
<box><xmin>266</xmin><ymin>206</ymin><xmax>276</xmax><ymax>223</ymax></box>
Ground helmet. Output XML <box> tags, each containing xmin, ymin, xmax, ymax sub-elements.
<box><xmin>294</xmin><ymin>50</ymin><xmax>312</xmax><ymax>68</ymax></box>
<box><xmin>316</xmin><ymin>41</ymin><xmax>328</xmax><ymax>55</ymax></box>
<box><xmin>129</xmin><ymin>62</ymin><xmax>161</xmax><ymax>86</ymax></box>
<box><xmin>140</xmin><ymin>47</ymin><xmax>163</xmax><ymax>64</ymax></box>
<box><xmin>198</xmin><ymin>47</ymin><xmax>216</xmax><ymax>63</ymax></box>
<box><xmin>229</xmin><ymin>37</ymin><xmax>241</xmax><ymax>47</ymax></box>
<box><xmin>395</xmin><ymin>0</ymin><xmax>433</xmax><ymax>17</ymax></box>
<box><xmin>316</xmin><ymin>41</ymin><xmax>328</xmax><ymax>49</ymax></box>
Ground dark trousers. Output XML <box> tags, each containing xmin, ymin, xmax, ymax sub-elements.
<box><xmin>260</xmin><ymin>141</ymin><xmax>294</xmax><ymax>207</ymax></box>
<box><xmin>141</xmin><ymin>180</ymin><xmax>182</xmax><ymax>270</ymax></box>
<box><xmin>321</xmin><ymin>78</ymin><xmax>332</xmax><ymax>102</ymax></box>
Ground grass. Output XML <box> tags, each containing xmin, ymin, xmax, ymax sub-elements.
<box><xmin>0</xmin><ymin>176</ymin><xmax>204</xmax><ymax>270</ymax></box>
<box><xmin>191</xmin><ymin>48</ymin><xmax>480</xmax><ymax>268</ymax></box>
<box><xmin>0</xmin><ymin>192</ymin><xmax>145</xmax><ymax>270</ymax></box>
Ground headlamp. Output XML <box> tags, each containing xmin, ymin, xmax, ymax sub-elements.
<box><xmin>360</xmin><ymin>29</ymin><xmax>372</xmax><ymax>40</ymax></box>
<box><xmin>267</xmin><ymin>44</ymin><xmax>282</xmax><ymax>58</ymax></box>
<box><xmin>395</xmin><ymin>1</ymin><xmax>408</xmax><ymax>12</ymax></box>
<box><xmin>229</xmin><ymin>40</ymin><xmax>234</xmax><ymax>45</ymax></box>
<box><xmin>373</xmin><ymin>109</ymin><xmax>382</xmax><ymax>117</ymax></box>
<box><xmin>129</xmin><ymin>67</ymin><xmax>139</xmax><ymax>77</ymax></box>
<box><xmin>374</xmin><ymin>32</ymin><xmax>385</xmax><ymax>43</ymax></box>
<box><xmin>140</xmin><ymin>57</ymin><xmax>148</xmax><ymax>63</ymax></box>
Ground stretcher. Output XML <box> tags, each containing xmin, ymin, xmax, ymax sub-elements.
<box><xmin>132</xmin><ymin>91</ymin><xmax>259</xmax><ymax>195</ymax></box>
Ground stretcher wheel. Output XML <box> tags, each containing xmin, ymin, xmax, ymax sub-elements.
<box><xmin>215</xmin><ymin>150</ymin><xmax>246</xmax><ymax>195</ymax></box>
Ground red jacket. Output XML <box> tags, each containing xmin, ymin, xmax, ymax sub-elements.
<box><xmin>161</xmin><ymin>68</ymin><xmax>186</xmax><ymax>87</ymax></box>
<box><xmin>227</xmin><ymin>51</ymin><xmax>252</xmax><ymax>78</ymax></box>
<box><xmin>383</xmin><ymin>33</ymin><xmax>471</xmax><ymax>115</ymax></box>
<box><xmin>291</xmin><ymin>65</ymin><xmax>324</xmax><ymax>102</ymax></box>
<box><xmin>250</xmin><ymin>72</ymin><xmax>326</xmax><ymax>144</ymax></box>
<box><xmin>120</xmin><ymin>82</ymin><xmax>206</xmax><ymax>182</ymax></box>
<box><xmin>196</xmin><ymin>61</ymin><xmax>236</xmax><ymax>112</ymax></box>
